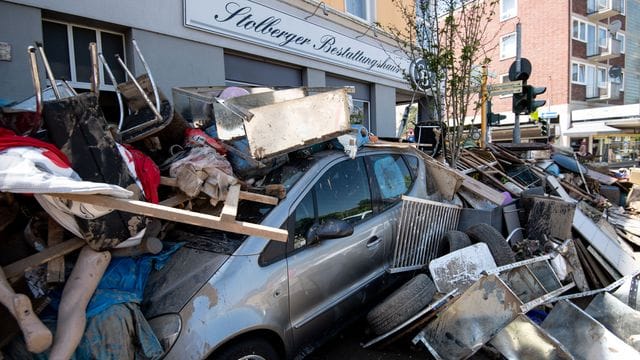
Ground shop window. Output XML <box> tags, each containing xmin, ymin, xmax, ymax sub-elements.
<box><xmin>42</xmin><ymin>20</ymin><xmax>125</xmax><ymax>90</ymax></box>
<box><xmin>350</xmin><ymin>99</ymin><xmax>370</xmax><ymax>129</ymax></box>
<box><xmin>345</xmin><ymin>0</ymin><xmax>373</xmax><ymax>22</ymax></box>
<box><xmin>500</xmin><ymin>33</ymin><xmax>516</xmax><ymax>59</ymax></box>
<box><xmin>500</xmin><ymin>0</ymin><xmax>517</xmax><ymax>21</ymax></box>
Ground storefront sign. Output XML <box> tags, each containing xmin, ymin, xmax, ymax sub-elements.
<box><xmin>184</xmin><ymin>0</ymin><xmax>409</xmax><ymax>81</ymax></box>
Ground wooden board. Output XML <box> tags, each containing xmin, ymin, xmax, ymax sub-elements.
<box><xmin>46</xmin><ymin>218</ymin><xmax>65</xmax><ymax>284</ymax></box>
<box><xmin>5</xmin><ymin>238</ymin><xmax>85</xmax><ymax>283</ymax></box>
<box><xmin>48</xmin><ymin>193</ymin><xmax>288</xmax><ymax>242</ymax></box>
<box><xmin>220</xmin><ymin>184</ymin><xmax>240</xmax><ymax>222</ymax></box>
<box><xmin>160</xmin><ymin>176</ymin><xmax>279</xmax><ymax>206</ymax></box>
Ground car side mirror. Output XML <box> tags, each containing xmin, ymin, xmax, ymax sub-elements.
<box><xmin>306</xmin><ymin>219</ymin><xmax>354</xmax><ymax>245</ymax></box>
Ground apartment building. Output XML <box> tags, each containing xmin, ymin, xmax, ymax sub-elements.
<box><xmin>485</xmin><ymin>0</ymin><xmax>639</xmax><ymax>164</ymax></box>
<box><xmin>0</xmin><ymin>0</ymin><xmax>415</xmax><ymax>138</ymax></box>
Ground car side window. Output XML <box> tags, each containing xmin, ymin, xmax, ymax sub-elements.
<box><xmin>315</xmin><ymin>157</ymin><xmax>372</xmax><ymax>225</ymax></box>
<box><xmin>370</xmin><ymin>154</ymin><xmax>413</xmax><ymax>209</ymax></box>
<box><xmin>403</xmin><ymin>154</ymin><xmax>419</xmax><ymax>179</ymax></box>
<box><xmin>293</xmin><ymin>191</ymin><xmax>315</xmax><ymax>249</ymax></box>
<box><xmin>292</xmin><ymin>158</ymin><xmax>373</xmax><ymax>250</ymax></box>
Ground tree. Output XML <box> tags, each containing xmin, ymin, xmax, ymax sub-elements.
<box><xmin>383</xmin><ymin>0</ymin><xmax>500</xmax><ymax>167</ymax></box>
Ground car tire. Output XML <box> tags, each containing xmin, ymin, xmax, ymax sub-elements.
<box><xmin>464</xmin><ymin>223</ymin><xmax>516</xmax><ymax>266</ymax></box>
<box><xmin>437</xmin><ymin>230</ymin><xmax>472</xmax><ymax>257</ymax></box>
<box><xmin>213</xmin><ymin>337</ymin><xmax>280</xmax><ymax>360</ymax></box>
<box><xmin>366</xmin><ymin>273</ymin><xmax>436</xmax><ymax>335</ymax></box>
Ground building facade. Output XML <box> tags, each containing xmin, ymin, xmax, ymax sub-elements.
<box><xmin>485</xmin><ymin>0</ymin><xmax>640</xmax><ymax>164</ymax></box>
<box><xmin>0</xmin><ymin>0</ymin><xmax>416</xmax><ymax>138</ymax></box>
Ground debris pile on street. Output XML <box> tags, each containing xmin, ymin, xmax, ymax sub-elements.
<box><xmin>1</xmin><ymin>40</ymin><xmax>640</xmax><ymax>360</ymax></box>
<box><xmin>0</xmin><ymin>42</ymin><xmax>358</xmax><ymax>358</ymax></box>
<box><xmin>362</xmin><ymin>141</ymin><xmax>640</xmax><ymax>359</ymax></box>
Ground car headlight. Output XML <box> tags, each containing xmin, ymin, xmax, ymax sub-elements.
<box><xmin>148</xmin><ymin>314</ymin><xmax>182</xmax><ymax>352</ymax></box>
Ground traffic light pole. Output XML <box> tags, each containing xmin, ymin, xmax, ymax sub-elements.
<box><xmin>480</xmin><ymin>65</ymin><xmax>488</xmax><ymax>148</ymax></box>
<box><xmin>513</xmin><ymin>22</ymin><xmax>522</xmax><ymax>144</ymax></box>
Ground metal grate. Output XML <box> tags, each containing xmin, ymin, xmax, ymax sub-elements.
<box><xmin>389</xmin><ymin>196</ymin><xmax>461</xmax><ymax>273</ymax></box>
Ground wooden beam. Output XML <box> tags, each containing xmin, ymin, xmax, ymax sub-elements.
<box><xmin>159</xmin><ymin>194</ymin><xmax>190</xmax><ymax>207</ymax></box>
<box><xmin>161</xmin><ymin>176</ymin><xmax>279</xmax><ymax>206</ymax></box>
<box><xmin>46</xmin><ymin>218</ymin><xmax>65</xmax><ymax>284</ymax></box>
<box><xmin>239</xmin><ymin>191</ymin><xmax>278</xmax><ymax>206</ymax></box>
<box><xmin>5</xmin><ymin>238</ymin><xmax>85</xmax><ymax>283</ymax></box>
<box><xmin>220</xmin><ymin>185</ymin><xmax>240</xmax><ymax>222</ymax></box>
<box><xmin>48</xmin><ymin>193</ymin><xmax>288</xmax><ymax>242</ymax></box>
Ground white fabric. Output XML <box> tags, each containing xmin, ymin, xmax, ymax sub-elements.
<box><xmin>0</xmin><ymin>147</ymin><xmax>132</xmax><ymax>197</ymax></box>
<box><xmin>0</xmin><ymin>147</ymin><xmax>136</xmax><ymax>240</ymax></box>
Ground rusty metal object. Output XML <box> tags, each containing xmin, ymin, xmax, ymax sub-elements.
<box><xmin>413</xmin><ymin>274</ymin><xmax>523</xmax><ymax>360</ymax></box>
<box><xmin>541</xmin><ymin>300</ymin><xmax>640</xmax><ymax>359</ymax></box>
<box><xmin>586</xmin><ymin>292</ymin><xmax>640</xmax><ymax>351</ymax></box>
<box><xmin>429</xmin><ymin>242</ymin><xmax>496</xmax><ymax>293</ymax></box>
<box><xmin>490</xmin><ymin>315</ymin><xmax>574</xmax><ymax>360</ymax></box>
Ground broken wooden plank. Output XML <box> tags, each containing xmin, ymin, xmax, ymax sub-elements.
<box><xmin>48</xmin><ymin>193</ymin><xmax>288</xmax><ymax>242</ymax></box>
<box><xmin>5</xmin><ymin>238</ymin><xmax>85</xmax><ymax>283</ymax></box>
<box><xmin>159</xmin><ymin>194</ymin><xmax>190</xmax><ymax>208</ymax></box>
<box><xmin>220</xmin><ymin>184</ymin><xmax>241</xmax><ymax>222</ymax></box>
<box><xmin>46</xmin><ymin>218</ymin><xmax>65</xmax><ymax>284</ymax></box>
<box><xmin>160</xmin><ymin>176</ymin><xmax>279</xmax><ymax>206</ymax></box>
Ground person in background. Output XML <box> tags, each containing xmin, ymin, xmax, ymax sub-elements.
<box><xmin>578</xmin><ymin>138</ymin><xmax>588</xmax><ymax>156</ymax></box>
<box><xmin>406</xmin><ymin>128</ymin><xmax>415</xmax><ymax>143</ymax></box>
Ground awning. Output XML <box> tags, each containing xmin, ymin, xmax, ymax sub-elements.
<box><xmin>605</xmin><ymin>118</ymin><xmax>640</xmax><ymax>130</ymax></box>
<box><xmin>562</xmin><ymin>121</ymin><xmax>620</xmax><ymax>136</ymax></box>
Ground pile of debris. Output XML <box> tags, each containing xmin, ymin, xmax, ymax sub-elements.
<box><xmin>361</xmin><ymin>141</ymin><xmax>640</xmax><ymax>359</ymax></box>
<box><xmin>0</xmin><ymin>41</ymin><xmax>365</xmax><ymax>358</ymax></box>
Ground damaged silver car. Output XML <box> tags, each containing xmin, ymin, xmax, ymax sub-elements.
<box><xmin>143</xmin><ymin>145</ymin><xmax>431</xmax><ymax>359</ymax></box>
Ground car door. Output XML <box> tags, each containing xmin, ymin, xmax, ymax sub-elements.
<box><xmin>287</xmin><ymin>156</ymin><xmax>387</xmax><ymax>349</ymax></box>
<box><xmin>367</xmin><ymin>153</ymin><xmax>416</xmax><ymax>268</ymax></box>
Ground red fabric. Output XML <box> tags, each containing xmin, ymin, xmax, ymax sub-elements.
<box><xmin>0</xmin><ymin>127</ymin><xmax>71</xmax><ymax>167</ymax></box>
<box><xmin>123</xmin><ymin>144</ymin><xmax>160</xmax><ymax>204</ymax></box>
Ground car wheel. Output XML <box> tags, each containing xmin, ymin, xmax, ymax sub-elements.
<box><xmin>437</xmin><ymin>230</ymin><xmax>472</xmax><ymax>257</ymax></box>
<box><xmin>464</xmin><ymin>223</ymin><xmax>516</xmax><ymax>266</ymax></box>
<box><xmin>213</xmin><ymin>338</ymin><xmax>280</xmax><ymax>360</ymax></box>
<box><xmin>366</xmin><ymin>273</ymin><xmax>436</xmax><ymax>335</ymax></box>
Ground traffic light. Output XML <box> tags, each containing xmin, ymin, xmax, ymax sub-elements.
<box><xmin>527</xmin><ymin>85</ymin><xmax>547</xmax><ymax>114</ymax></box>
<box><xmin>512</xmin><ymin>87</ymin><xmax>529</xmax><ymax>114</ymax></box>
<box><xmin>487</xmin><ymin>100</ymin><xmax>506</xmax><ymax>126</ymax></box>
<box><xmin>540</xmin><ymin>118</ymin><xmax>549</xmax><ymax>136</ymax></box>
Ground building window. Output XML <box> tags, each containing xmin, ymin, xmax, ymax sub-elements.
<box><xmin>500</xmin><ymin>0</ymin><xmax>517</xmax><ymax>20</ymax></box>
<box><xmin>572</xmin><ymin>19</ymin><xmax>587</xmax><ymax>42</ymax></box>
<box><xmin>586</xmin><ymin>23</ymin><xmax>597</xmax><ymax>56</ymax></box>
<box><xmin>598</xmin><ymin>26</ymin><xmax>608</xmax><ymax>48</ymax></box>
<box><xmin>617</xmin><ymin>33</ymin><xmax>625</xmax><ymax>53</ymax></box>
<box><xmin>345</xmin><ymin>0</ymin><xmax>373</xmax><ymax>22</ymax></box>
<box><xmin>42</xmin><ymin>20</ymin><xmax>125</xmax><ymax>90</ymax></box>
<box><xmin>500</xmin><ymin>33</ymin><xmax>516</xmax><ymax>59</ymax></box>
<box><xmin>572</xmin><ymin>63</ymin><xmax>586</xmax><ymax>84</ymax></box>
<box><xmin>597</xmin><ymin>67</ymin><xmax>607</xmax><ymax>88</ymax></box>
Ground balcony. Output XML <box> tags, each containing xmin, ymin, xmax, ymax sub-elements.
<box><xmin>587</xmin><ymin>0</ymin><xmax>623</xmax><ymax>21</ymax></box>
<box><xmin>587</xmin><ymin>38</ymin><xmax>622</xmax><ymax>61</ymax></box>
<box><xmin>586</xmin><ymin>81</ymin><xmax>621</xmax><ymax>101</ymax></box>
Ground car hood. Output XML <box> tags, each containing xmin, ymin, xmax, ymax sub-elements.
<box><xmin>143</xmin><ymin>245</ymin><xmax>229</xmax><ymax>318</ymax></box>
